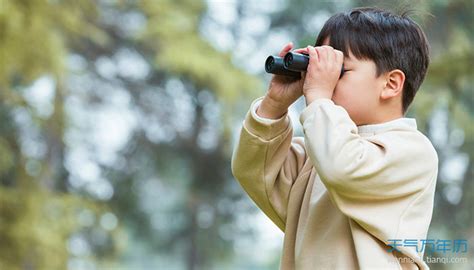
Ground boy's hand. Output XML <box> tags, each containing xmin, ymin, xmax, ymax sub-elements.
<box><xmin>303</xmin><ymin>46</ymin><xmax>344</xmax><ymax>104</ymax></box>
<box><xmin>257</xmin><ymin>42</ymin><xmax>308</xmax><ymax>119</ymax></box>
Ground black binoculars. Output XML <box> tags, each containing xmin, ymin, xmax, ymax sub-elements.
<box><xmin>265</xmin><ymin>51</ymin><xmax>344</xmax><ymax>79</ymax></box>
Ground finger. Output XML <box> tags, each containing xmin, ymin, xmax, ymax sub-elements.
<box><xmin>335</xmin><ymin>50</ymin><xmax>344</xmax><ymax>66</ymax></box>
<box><xmin>307</xmin><ymin>46</ymin><xmax>318</xmax><ymax>63</ymax></box>
<box><xmin>323</xmin><ymin>46</ymin><xmax>336</xmax><ymax>63</ymax></box>
<box><xmin>324</xmin><ymin>47</ymin><xmax>331</xmax><ymax>62</ymax></box>
<box><xmin>278</xmin><ymin>42</ymin><xmax>293</xmax><ymax>57</ymax></box>
<box><xmin>294</xmin><ymin>47</ymin><xmax>309</xmax><ymax>54</ymax></box>
<box><xmin>321</xmin><ymin>45</ymin><xmax>333</xmax><ymax>51</ymax></box>
<box><xmin>335</xmin><ymin>50</ymin><xmax>344</xmax><ymax>73</ymax></box>
<box><xmin>330</xmin><ymin>50</ymin><xmax>336</xmax><ymax>66</ymax></box>
<box><xmin>315</xmin><ymin>47</ymin><xmax>327</xmax><ymax>62</ymax></box>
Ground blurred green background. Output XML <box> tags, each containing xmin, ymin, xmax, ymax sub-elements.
<box><xmin>0</xmin><ymin>0</ymin><xmax>472</xmax><ymax>269</ymax></box>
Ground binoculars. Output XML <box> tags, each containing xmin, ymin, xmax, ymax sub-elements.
<box><xmin>265</xmin><ymin>51</ymin><xmax>344</xmax><ymax>79</ymax></box>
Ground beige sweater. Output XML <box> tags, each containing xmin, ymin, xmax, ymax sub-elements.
<box><xmin>231</xmin><ymin>97</ymin><xmax>439</xmax><ymax>270</ymax></box>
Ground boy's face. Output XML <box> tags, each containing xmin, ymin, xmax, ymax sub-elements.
<box><xmin>321</xmin><ymin>39</ymin><xmax>386</xmax><ymax>126</ymax></box>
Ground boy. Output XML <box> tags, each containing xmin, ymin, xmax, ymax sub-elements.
<box><xmin>231</xmin><ymin>7</ymin><xmax>438</xmax><ymax>270</ymax></box>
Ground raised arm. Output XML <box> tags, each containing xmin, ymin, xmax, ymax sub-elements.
<box><xmin>231</xmin><ymin>97</ymin><xmax>309</xmax><ymax>231</ymax></box>
<box><xmin>299</xmin><ymin>98</ymin><xmax>439</xmax><ymax>262</ymax></box>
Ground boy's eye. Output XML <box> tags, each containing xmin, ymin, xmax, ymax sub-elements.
<box><xmin>340</xmin><ymin>69</ymin><xmax>351</xmax><ymax>78</ymax></box>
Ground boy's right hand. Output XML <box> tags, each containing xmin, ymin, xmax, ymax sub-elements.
<box><xmin>257</xmin><ymin>42</ymin><xmax>308</xmax><ymax>119</ymax></box>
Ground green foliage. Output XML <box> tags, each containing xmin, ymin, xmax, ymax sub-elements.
<box><xmin>139</xmin><ymin>0</ymin><xmax>262</xmax><ymax>106</ymax></box>
<box><xmin>0</xmin><ymin>0</ymin><xmax>106</xmax><ymax>90</ymax></box>
<box><xmin>0</xmin><ymin>137</ymin><xmax>14</xmax><ymax>174</ymax></box>
<box><xmin>0</xmin><ymin>187</ymin><xmax>85</xmax><ymax>269</ymax></box>
<box><xmin>0</xmin><ymin>0</ymin><xmax>117</xmax><ymax>269</ymax></box>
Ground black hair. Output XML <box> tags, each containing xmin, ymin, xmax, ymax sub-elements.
<box><xmin>315</xmin><ymin>7</ymin><xmax>430</xmax><ymax>113</ymax></box>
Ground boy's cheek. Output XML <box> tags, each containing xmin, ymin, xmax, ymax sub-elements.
<box><xmin>330</xmin><ymin>89</ymin><xmax>345</xmax><ymax>106</ymax></box>
<box><xmin>332</xmin><ymin>87</ymin><xmax>356</xmax><ymax>109</ymax></box>
<box><xmin>332</xmin><ymin>83</ymin><xmax>345</xmax><ymax>102</ymax></box>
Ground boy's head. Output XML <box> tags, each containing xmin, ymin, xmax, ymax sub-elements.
<box><xmin>315</xmin><ymin>7</ymin><xmax>430</xmax><ymax>125</ymax></box>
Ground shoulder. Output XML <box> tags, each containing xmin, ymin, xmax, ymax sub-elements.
<box><xmin>370</xmin><ymin>129</ymin><xmax>439</xmax><ymax>169</ymax></box>
<box><xmin>413</xmin><ymin>130</ymin><xmax>439</xmax><ymax>167</ymax></box>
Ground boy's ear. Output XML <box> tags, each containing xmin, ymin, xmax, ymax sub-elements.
<box><xmin>381</xmin><ymin>69</ymin><xmax>405</xmax><ymax>100</ymax></box>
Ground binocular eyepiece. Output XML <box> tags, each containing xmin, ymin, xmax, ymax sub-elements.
<box><xmin>265</xmin><ymin>51</ymin><xmax>344</xmax><ymax>79</ymax></box>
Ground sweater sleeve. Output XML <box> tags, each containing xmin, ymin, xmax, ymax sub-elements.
<box><xmin>231</xmin><ymin>97</ymin><xmax>307</xmax><ymax>231</ymax></box>
<box><xmin>299</xmin><ymin>98</ymin><xmax>438</xmax><ymax>239</ymax></box>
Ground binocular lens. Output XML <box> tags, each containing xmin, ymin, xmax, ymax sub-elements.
<box><xmin>286</xmin><ymin>54</ymin><xmax>293</xmax><ymax>66</ymax></box>
<box><xmin>265</xmin><ymin>57</ymin><xmax>275</xmax><ymax>72</ymax></box>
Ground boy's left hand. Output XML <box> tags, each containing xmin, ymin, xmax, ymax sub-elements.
<box><xmin>303</xmin><ymin>45</ymin><xmax>344</xmax><ymax>104</ymax></box>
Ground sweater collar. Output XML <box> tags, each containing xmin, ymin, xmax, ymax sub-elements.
<box><xmin>357</xmin><ymin>118</ymin><xmax>417</xmax><ymax>134</ymax></box>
